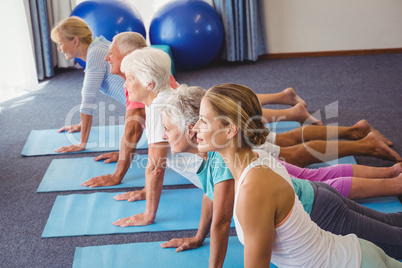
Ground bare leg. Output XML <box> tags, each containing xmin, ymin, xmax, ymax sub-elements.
<box><xmin>278</xmin><ymin>133</ymin><xmax>402</xmax><ymax>167</ymax></box>
<box><xmin>349</xmin><ymin>174</ymin><xmax>402</xmax><ymax>199</ymax></box>
<box><xmin>257</xmin><ymin>87</ymin><xmax>307</xmax><ymax>107</ymax></box>
<box><xmin>352</xmin><ymin>163</ymin><xmax>402</xmax><ymax>178</ymax></box>
<box><xmin>275</xmin><ymin>119</ymin><xmax>393</xmax><ymax>147</ymax></box>
<box><xmin>262</xmin><ymin>103</ymin><xmax>322</xmax><ymax>125</ymax></box>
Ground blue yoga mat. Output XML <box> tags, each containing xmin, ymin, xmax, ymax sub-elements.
<box><xmin>306</xmin><ymin>155</ymin><xmax>357</xmax><ymax>169</ymax></box>
<box><xmin>43</xmin><ymin>188</ymin><xmax>207</xmax><ymax>237</ymax></box>
<box><xmin>73</xmin><ymin>233</ymin><xmax>402</xmax><ymax>268</ymax></box>
<box><xmin>267</xmin><ymin>121</ymin><xmax>300</xmax><ymax>133</ymax></box>
<box><xmin>356</xmin><ymin>196</ymin><xmax>402</xmax><ymax>213</ymax></box>
<box><xmin>22</xmin><ymin>122</ymin><xmax>299</xmax><ymax>156</ymax></box>
<box><xmin>36</xmin><ymin>152</ymin><xmax>356</xmax><ymax>193</ymax></box>
<box><xmin>74</xmin><ymin>229</ymin><xmax>399</xmax><ymax>268</ymax></box>
<box><xmin>73</xmin><ymin>237</ymin><xmax>249</xmax><ymax>268</ymax></box>
<box><xmin>72</xmin><ymin>237</ymin><xmax>270</xmax><ymax>268</ymax></box>
<box><xmin>21</xmin><ymin>125</ymin><xmax>148</xmax><ymax>156</ymax></box>
<box><xmin>37</xmin><ymin>155</ymin><xmax>192</xmax><ymax>192</ymax></box>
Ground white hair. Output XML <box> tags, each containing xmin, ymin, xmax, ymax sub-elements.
<box><xmin>121</xmin><ymin>47</ymin><xmax>171</xmax><ymax>92</ymax></box>
<box><xmin>113</xmin><ymin>32</ymin><xmax>147</xmax><ymax>55</ymax></box>
<box><xmin>162</xmin><ymin>84</ymin><xmax>206</xmax><ymax>133</ymax></box>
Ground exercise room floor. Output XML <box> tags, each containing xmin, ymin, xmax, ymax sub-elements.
<box><xmin>1</xmin><ymin>54</ymin><xmax>401</xmax><ymax>267</ymax></box>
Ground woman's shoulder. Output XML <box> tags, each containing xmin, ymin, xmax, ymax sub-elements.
<box><xmin>86</xmin><ymin>37</ymin><xmax>110</xmax><ymax>68</ymax></box>
<box><xmin>244</xmin><ymin>165</ymin><xmax>292</xmax><ymax>195</ymax></box>
<box><xmin>88</xmin><ymin>37</ymin><xmax>109</xmax><ymax>57</ymax></box>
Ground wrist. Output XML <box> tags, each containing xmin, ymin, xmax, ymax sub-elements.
<box><xmin>111</xmin><ymin>173</ymin><xmax>123</xmax><ymax>184</ymax></box>
<box><xmin>114</xmin><ymin>168</ymin><xmax>127</xmax><ymax>182</ymax></box>
<box><xmin>78</xmin><ymin>142</ymin><xmax>87</xmax><ymax>148</ymax></box>
<box><xmin>194</xmin><ymin>234</ymin><xmax>206</xmax><ymax>247</ymax></box>
<box><xmin>143</xmin><ymin>212</ymin><xmax>156</xmax><ymax>224</ymax></box>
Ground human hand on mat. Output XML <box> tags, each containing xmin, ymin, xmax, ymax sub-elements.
<box><xmin>160</xmin><ymin>237</ymin><xmax>203</xmax><ymax>252</ymax></box>
<box><xmin>57</xmin><ymin>123</ymin><xmax>81</xmax><ymax>133</ymax></box>
<box><xmin>113</xmin><ymin>213</ymin><xmax>153</xmax><ymax>227</ymax></box>
<box><xmin>93</xmin><ymin>152</ymin><xmax>119</xmax><ymax>163</ymax></box>
<box><xmin>55</xmin><ymin>143</ymin><xmax>85</xmax><ymax>153</ymax></box>
<box><xmin>82</xmin><ymin>174</ymin><xmax>121</xmax><ymax>188</ymax></box>
<box><xmin>113</xmin><ymin>190</ymin><xmax>146</xmax><ymax>202</ymax></box>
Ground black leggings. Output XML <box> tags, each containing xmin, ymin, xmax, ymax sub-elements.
<box><xmin>309</xmin><ymin>181</ymin><xmax>402</xmax><ymax>259</ymax></box>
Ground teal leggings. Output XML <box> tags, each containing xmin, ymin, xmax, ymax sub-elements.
<box><xmin>359</xmin><ymin>239</ymin><xmax>402</xmax><ymax>268</ymax></box>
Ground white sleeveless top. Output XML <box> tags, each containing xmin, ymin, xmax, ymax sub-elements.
<box><xmin>233</xmin><ymin>150</ymin><xmax>361</xmax><ymax>268</ymax></box>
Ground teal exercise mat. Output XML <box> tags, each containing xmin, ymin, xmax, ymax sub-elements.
<box><xmin>21</xmin><ymin>125</ymin><xmax>148</xmax><ymax>156</ymax></box>
<box><xmin>23</xmin><ymin>121</ymin><xmax>297</xmax><ymax>156</ymax></box>
<box><xmin>266</xmin><ymin>121</ymin><xmax>300</xmax><ymax>133</ymax></box>
<box><xmin>73</xmin><ymin>233</ymin><xmax>400</xmax><ymax>268</ymax></box>
<box><xmin>37</xmin><ymin>155</ymin><xmax>192</xmax><ymax>192</ymax></box>
<box><xmin>306</xmin><ymin>155</ymin><xmax>357</xmax><ymax>169</ymax></box>
<box><xmin>42</xmin><ymin>188</ymin><xmax>231</xmax><ymax>238</ymax></box>
<box><xmin>73</xmin><ymin>237</ymin><xmax>251</xmax><ymax>268</ymax></box>
<box><xmin>72</xmin><ymin>237</ymin><xmax>267</xmax><ymax>268</ymax></box>
<box><xmin>356</xmin><ymin>196</ymin><xmax>402</xmax><ymax>213</ymax></box>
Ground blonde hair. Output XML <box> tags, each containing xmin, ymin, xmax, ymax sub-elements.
<box><xmin>51</xmin><ymin>16</ymin><xmax>92</xmax><ymax>44</ymax></box>
<box><xmin>204</xmin><ymin>83</ymin><xmax>269</xmax><ymax>147</ymax></box>
<box><xmin>113</xmin><ymin>32</ymin><xmax>147</xmax><ymax>55</ymax></box>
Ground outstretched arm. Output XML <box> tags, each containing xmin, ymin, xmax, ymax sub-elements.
<box><xmin>237</xmin><ymin>179</ymin><xmax>275</xmax><ymax>267</ymax></box>
<box><xmin>82</xmin><ymin>108</ymin><xmax>145</xmax><ymax>187</ymax></box>
<box><xmin>209</xmin><ymin>179</ymin><xmax>235</xmax><ymax>267</ymax></box>
<box><xmin>237</xmin><ymin>168</ymin><xmax>294</xmax><ymax>267</ymax></box>
<box><xmin>160</xmin><ymin>194</ymin><xmax>213</xmax><ymax>252</ymax></box>
<box><xmin>55</xmin><ymin>112</ymin><xmax>92</xmax><ymax>153</ymax></box>
<box><xmin>160</xmin><ymin>178</ymin><xmax>235</xmax><ymax>267</ymax></box>
<box><xmin>113</xmin><ymin>142</ymin><xmax>169</xmax><ymax>226</ymax></box>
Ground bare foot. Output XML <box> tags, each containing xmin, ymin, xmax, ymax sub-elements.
<box><xmin>355</xmin><ymin>119</ymin><xmax>393</xmax><ymax>146</ymax></box>
<box><xmin>294</xmin><ymin>103</ymin><xmax>322</xmax><ymax>125</ymax></box>
<box><xmin>365</xmin><ymin>132</ymin><xmax>401</xmax><ymax>162</ymax></box>
<box><xmin>283</xmin><ymin>87</ymin><xmax>307</xmax><ymax>107</ymax></box>
<box><xmin>392</xmin><ymin>163</ymin><xmax>402</xmax><ymax>176</ymax></box>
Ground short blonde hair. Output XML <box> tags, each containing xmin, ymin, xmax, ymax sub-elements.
<box><xmin>204</xmin><ymin>83</ymin><xmax>269</xmax><ymax>147</ymax></box>
<box><xmin>113</xmin><ymin>32</ymin><xmax>147</xmax><ymax>55</ymax></box>
<box><xmin>51</xmin><ymin>16</ymin><xmax>92</xmax><ymax>44</ymax></box>
<box><xmin>121</xmin><ymin>47</ymin><xmax>171</xmax><ymax>92</ymax></box>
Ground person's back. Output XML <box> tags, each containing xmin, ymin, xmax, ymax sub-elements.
<box><xmin>233</xmin><ymin>151</ymin><xmax>361</xmax><ymax>267</ymax></box>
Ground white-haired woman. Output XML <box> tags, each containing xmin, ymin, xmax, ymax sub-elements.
<box><xmin>110</xmin><ymin>47</ymin><xmax>201</xmax><ymax>227</ymax></box>
<box><xmin>160</xmin><ymin>84</ymin><xmax>402</xmax><ymax>266</ymax></box>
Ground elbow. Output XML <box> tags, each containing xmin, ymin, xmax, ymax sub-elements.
<box><xmin>145</xmin><ymin>165</ymin><xmax>166</xmax><ymax>178</ymax></box>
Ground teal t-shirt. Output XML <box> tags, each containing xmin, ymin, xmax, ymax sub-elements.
<box><xmin>196</xmin><ymin>151</ymin><xmax>233</xmax><ymax>201</ymax></box>
<box><xmin>196</xmin><ymin>151</ymin><xmax>315</xmax><ymax>215</ymax></box>
<box><xmin>291</xmin><ymin>177</ymin><xmax>315</xmax><ymax>215</ymax></box>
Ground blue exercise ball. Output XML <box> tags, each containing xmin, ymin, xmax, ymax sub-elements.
<box><xmin>150</xmin><ymin>0</ymin><xmax>224</xmax><ymax>70</ymax></box>
<box><xmin>71</xmin><ymin>0</ymin><xmax>146</xmax><ymax>68</ymax></box>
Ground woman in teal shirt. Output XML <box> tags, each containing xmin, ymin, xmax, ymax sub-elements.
<box><xmin>160</xmin><ymin>85</ymin><xmax>402</xmax><ymax>264</ymax></box>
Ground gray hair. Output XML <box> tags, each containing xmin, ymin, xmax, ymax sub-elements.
<box><xmin>162</xmin><ymin>84</ymin><xmax>206</xmax><ymax>133</ymax></box>
<box><xmin>113</xmin><ymin>32</ymin><xmax>147</xmax><ymax>55</ymax></box>
<box><xmin>121</xmin><ymin>47</ymin><xmax>171</xmax><ymax>92</ymax></box>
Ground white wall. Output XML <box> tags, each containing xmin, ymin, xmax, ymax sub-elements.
<box><xmin>264</xmin><ymin>0</ymin><xmax>402</xmax><ymax>53</ymax></box>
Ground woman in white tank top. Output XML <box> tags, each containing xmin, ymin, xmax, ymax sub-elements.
<box><xmin>193</xmin><ymin>83</ymin><xmax>401</xmax><ymax>267</ymax></box>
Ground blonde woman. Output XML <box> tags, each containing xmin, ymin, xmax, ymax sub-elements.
<box><xmin>50</xmin><ymin>17</ymin><xmax>145</xmax><ymax>153</ymax></box>
<box><xmin>193</xmin><ymin>83</ymin><xmax>401</xmax><ymax>267</ymax></box>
